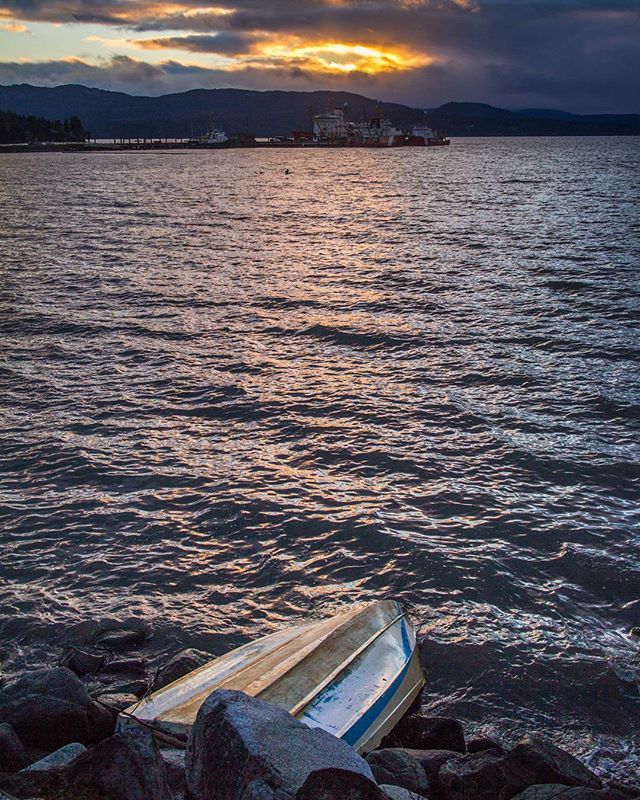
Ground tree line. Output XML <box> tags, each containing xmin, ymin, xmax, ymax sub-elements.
<box><xmin>0</xmin><ymin>111</ymin><xmax>90</xmax><ymax>144</ymax></box>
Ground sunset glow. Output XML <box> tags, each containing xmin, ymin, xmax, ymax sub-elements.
<box><xmin>0</xmin><ymin>0</ymin><xmax>637</xmax><ymax>110</ymax></box>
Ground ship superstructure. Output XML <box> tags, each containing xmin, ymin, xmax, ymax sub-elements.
<box><xmin>311</xmin><ymin>103</ymin><xmax>449</xmax><ymax>147</ymax></box>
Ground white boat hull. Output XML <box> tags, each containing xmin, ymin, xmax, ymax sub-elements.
<box><xmin>117</xmin><ymin>600</ymin><xmax>424</xmax><ymax>753</ymax></box>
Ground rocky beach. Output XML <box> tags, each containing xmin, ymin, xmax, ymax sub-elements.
<box><xmin>0</xmin><ymin>618</ymin><xmax>638</xmax><ymax>800</ymax></box>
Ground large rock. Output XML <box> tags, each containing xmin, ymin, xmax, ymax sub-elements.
<box><xmin>23</xmin><ymin>743</ymin><xmax>86</xmax><ymax>772</ymax></box>
<box><xmin>64</xmin><ymin>727</ymin><xmax>171</xmax><ymax>800</ymax></box>
<box><xmin>59</xmin><ymin>648</ymin><xmax>105</xmax><ymax>676</ymax></box>
<box><xmin>0</xmin><ymin>668</ymin><xmax>114</xmax><ymax>750</ymax></box>
<box><xmin>468</xmin><ymin>737</ymin><xmax>505</xmax><ymax>754</ymax></box>
<box><xmin>365</xmin><ymin>749</ymin><xmax>429</xmax><ymax>795</ymax></box>
<box><xmin>438</xmin><ymin>737</ymin><xmax>602</xmax><ymax>800</ymax></box>
<box><xmin>505</xmin><ymin>737</ymin><xmax>602</xmax><ymax>790</ymax></box>
<box><xmin>92</xmin><ymin>626</ymin><xmax>147</xmax><ymax>649</ymax></box>
<box><xmin>382</xmin><ymin>714</ymin><xmax>465</xmax><ymax>753</ymax></box>
<box><xmin>0</xmin><ymin>767</ymin><xmax>66</xmax><ymax>799</ymax></box>
<box><xmin>151</xmin><ymin>649</ymin><xmax>212</xmax><ymax>692</ymax></box>
<box><xmin>101</xmin><ymin>658</ymin><xmax>147</xmax><ymax>676</ymax></box>
<box><xmin>94</xmin><ymin>692</ymin><xmax>139</xmax><ymax>713</ymax></box>
<box><xmin>186</xmin><ymin>689</ymin><xmax>375</xmax><ymax>800</ymax></box>
<box><xmin>160</xmin><ymin>748</ymin><xmax>186</xmax><ymax>797</ymax></box>
<box><xmin>511</xmin><ymin>787</ymin><xmax>612</xmax><ymax>800</ymax></box>
<box><xmin>398</xmin><ymin>748</ymin><xmax>459</xmax><ymax>782</ymax></box>
<box><xmin>0</xmin><ymin>724</ymin><xmax>27</xmax><ymax>772</ymax></box>
<box><xmin>296</xmin><ymin>768</ymin><xmax>386</xmax><ymax>800</ymax></box>
<box><xmin>380</xmin><ymin>786</ymin><xmax>428</xmax><ymax>800</ymax></box>
<box><xmin>438</xmin><ymin>750</ymin><xmax>513</xmax><ymax>800</ymax></box>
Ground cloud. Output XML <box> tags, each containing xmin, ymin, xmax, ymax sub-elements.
<box><xmin>132</xmin><ymin>31</ymin><xmax>262</xmax><ymax>54</ymax></box>
<box><xmin>0</xmin><ymin>21</ymin><xmax>28</xmax><ymax>31</ymax></box>
<box><xmin>0</xmin><ymin>1</ymin><xmax>638</xmax><ymax>111</ymax></box>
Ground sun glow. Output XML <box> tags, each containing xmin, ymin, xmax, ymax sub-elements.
<box><xmin>243</xmin><ymin>40</ymin><xmax>433</xmax><ymax>74</ymax></box>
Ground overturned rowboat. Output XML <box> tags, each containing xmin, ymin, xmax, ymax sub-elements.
<box><xmin>117</xmin><ymin>599</ymin><xmax>424</xmax><ymax>753</ymax></box>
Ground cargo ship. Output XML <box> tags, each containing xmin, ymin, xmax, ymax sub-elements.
<box><xmin>310</xmin><ymin>104</ymin><xmax>449</xmax><ymax>147</ymax></box>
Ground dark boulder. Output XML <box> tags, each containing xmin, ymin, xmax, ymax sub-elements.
<box><xmin>94</xmin><ymin>693</ymin><xmax>139</xmax><ymax>714</ymax></box>
<box><xmin>108</xmin><ymin>680</ymin><xmax>148</xmax><ymax>698</ymax></box>
<box><xmin>0</xmin><ymin>724</ymin><xmax>27</xmax><ymax>772</ymax></box>
<box><xmin>151</xmin><ymin>648</ymin><xmax>212</xmax><ymax>692</ymax></box>
<box><xmin>23</xmin><ymin>743</ymin><xmax>86</xmax><ymax>772</ymax></box>
<box><xmin>438</xmin><ymin>737</ymin><xmax>602</xmax><ymax>800</ymax></box>
<box><xmin>0</xmin><ymin>766</ymin><xmax>66</xmax><ymax>799</ymax></box>
<box><xmin>398</xmin><ymin>748</ymin><xmax>459</xmax><ymax>782</ymax></box>
<box><xmin>92</xmin><ymin>627</ymin><xmax>147</xmax><ymax>649</ymax></box>
<box><xmin>505</xmin><ymin>737</ymin><xmax>602</xmax><ymax>790</ymax></box>
<box><xmin>101</xmin><ymin>659</ymin><xmax>147</xmax><ymax>676</ymax></box>
<box><xmin>160</xmin><ymin>748</ymin><xmax>186</xmax><ymax>797</ymax></box>
<box><xmin>0</xmin><ymin>668</ymin><xmax>114</xmax><ymax>750</ymax></box>
<box><xmin>511</xmin><ymin>786</ymin><xmax>611</xmax><ymax>800</ymax></box>
<box><xmin>64</xmin><ymin>727</ymin><xmax>171</xmax><ymax>800</ymax></box>
<box><xmin>365</xmin><ymin>749</ymin><xmax>429</xmax><ymax>795</ymax></box>
<box><xmin>468</xmin><ymin>737</ymin><xmax>505</xmax><ymax>754</ymax></box>
<box><xmin>438</xmin><ymin>750</ymin><xmax>510</xmax><ymax>800</ymax></box>
<box><xmin>59</xmin><ymin>648</ymin><xmax>106</xmax><ymax>676</ymax></box>
<box><xmin>186</xmin><ymin>689</ymin><xmax>375</xmax><ymax>800</ymax></box>
<box><xmin>380</xmin><ymin>786</ymin><xmax>428</xmax><ymax>800</ymax></box>
<box><xmin>382</xmin><ymin>715</ymin><xmax>465</xmax><ymax>753</ymax></box>
<box><xmin>296</xmin><ymin>768</ymin><xmax>386</xmax><ymax>800</ymax></box>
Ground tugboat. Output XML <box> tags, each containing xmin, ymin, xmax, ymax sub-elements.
<box><xmin>190</xmin><ymin>114</ymin><xmax>228</xmax><ymax>146</ymax></box>
<box><xmin>406</xmin><ymin>115</ymin><xmax>450</xmax><ymax>146</ymax></box>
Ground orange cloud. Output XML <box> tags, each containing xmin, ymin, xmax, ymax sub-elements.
<box><xmin>0</xmin><ymin>20</ymin><xmax>27</xmax><ymax>31</ymax></box>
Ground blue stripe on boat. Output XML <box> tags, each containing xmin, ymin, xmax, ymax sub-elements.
<box><xmin>341</xmin><ymin>617</ymin><xmax>414</xmax><ymax>747</ymax></box>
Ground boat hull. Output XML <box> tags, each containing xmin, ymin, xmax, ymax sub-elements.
<box><xmin>117</xmin><ymin>600</ymin><xmax>423</xmax><ymax>753</ymax></box>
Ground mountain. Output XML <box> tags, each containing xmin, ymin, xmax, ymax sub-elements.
<box><xmin>0</xmin><ymin>84</ymin><xmax>422</xmax><ymax>138</ymax></box>
<box><xmin>0</xmin><ymin>85</ymin><xmax>638</xmax><ymax>138</ymax></box>
<box><xmin>428</xmin><ymin>102</ymin><xmax>640</xmax><ymax>136</ymax></box>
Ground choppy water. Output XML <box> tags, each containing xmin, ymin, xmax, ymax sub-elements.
<box><xmin>1</xmin><ymin>138</ymin><xmax>639</xmax><ymax>781</ymax></box>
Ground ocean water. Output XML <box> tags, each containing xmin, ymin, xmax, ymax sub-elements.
<box><xmin>1</xmin><ymin>138</ymin><xmax>639</xmax><ymax>781</ymax></box>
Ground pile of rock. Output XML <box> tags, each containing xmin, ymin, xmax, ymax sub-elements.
<box><xmin>0</xmin><ymin>637</ymin><xmax>638</xmax><ymax>800</ymax></box>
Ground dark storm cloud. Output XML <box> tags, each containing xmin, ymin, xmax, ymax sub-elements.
<box><xmin>135</xmin><ymin>31</ymin><xmax>261</xmax><ymax>54</ymax></box>
<box><xmin>0</xmin><ymin>0</ymin><xmax>638</xmax><ymax>111</ymax></box>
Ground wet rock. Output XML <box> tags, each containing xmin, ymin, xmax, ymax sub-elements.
<box><xmin>0</xmin><ymin>766</ymin><xmax>66</xmax><ymax>799</ymax></box>
<box><xmin>468</xmin><ymin>737</ymin><xmax>505</xmax><ymax>754</ymax></box>
<box><xmin>295</xmin><ymin>768</ymin><xmax>385</xmax><ymax>800</ymax></box>
<box><xmin>629</xmin><ymin>628</ymin><xmax>640</xmax><ymax>639</ymax></box>
<box><xmin>110</xmin><ymin>680</ymin><xmax>148</xmax><ymax>698</ymax></box>
<box><xmin>380</xmin><ymin>785</ymin><xmax>428</xmax><ymax>800</ymax></box>
<box><xmin>365</xmin><ymin>749</ymin><xmax>430</xmax><ymax>795</ymax></box>
<box><xmin>0</xmin><ymin>724</ymin><xmax>27</xmax><ymax>773</ymax></box>
<box><xmin>397</xmin><ymin>749</ymin><xmax>459</xmax><ymax>782</ymax></box>
<box><xmin>0</xmin><ymin>668</ymin><xmax>114</xmax><ymax>750</ymax></box>
<box><xmin>505</xmin><ymin>736</ymin><xmax>602</xmax><ymax>790</ymax></box>
<box><xmin>64</xmin><ymin>727</ymin><xmax>171</xmax><ymax>800</ymax></box>
<box><xmin>59</xmin><ymin>648</ymin><xmax>105</xmax><ymax>676</ymax></box>
<box><xmin>438</xmin><ymin>749</ymin><xmax>513</xmax><ymax>800</ymax></box>
<box><xmin>438</xmin><ymin>737</ymin><xmax>602</xmax><ymax>800</ymax></box>
<box><xmin>511</xmin><ymin>786</ymin><xmax>610</xmax><ymax>800</ymax></box>
<box><xmin>151</xmin><ymin>649</ymin><xmax>212</xmax><ymax>692</ymax></box>
<box><xmin>94</xmin><ymin>692</ymin><xmax>139</xmax><ymax>713</ymax></box>
<box><xmin>23</xmin><ymin>743</ymin><xmax>86</xmax><ymax>772</ymax></box>
<box><xmin>186</xmin><ymin>689</ymin><xmax>375</xmax><ymax>800</ymax></box>
<box><xmin>101</xmin><ymin>658</ymin><xmax>147</xmax><ymax>676</ymax></box>
<box><xmin>92</xmin><ymin>626</ymin><xmax>147</xmax><ymax>649</ymax></box>
<box><xmin>160</xmin><ymin>748</ymin><xmax>186</xmax><ymax>797</ymax></box>
<box><xmin>381</xmin><ymin>714</ymin><xmax>466</xmax><ymax>753</ymax></box>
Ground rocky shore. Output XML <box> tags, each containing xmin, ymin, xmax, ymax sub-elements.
<box><xmin>0</xmin><ymin>621</ymin><xmax>638</xmax><ymax>800</ymax></box>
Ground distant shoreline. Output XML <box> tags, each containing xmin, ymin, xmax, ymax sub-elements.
<box><xmin>1</xmin><ymin>133</ymin><xmax>639</xmax><ymax>155</ymax></box>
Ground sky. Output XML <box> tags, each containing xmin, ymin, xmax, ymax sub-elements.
<box><xmin>0</xmin><ymin>1</ymin><xmax>638</xmax><ymax>112</ymax></box>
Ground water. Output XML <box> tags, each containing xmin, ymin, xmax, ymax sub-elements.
<box><xmin>1</xmin><ymin>138</ymin><xmax>639</xmax><ymax>781</ymax></box>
